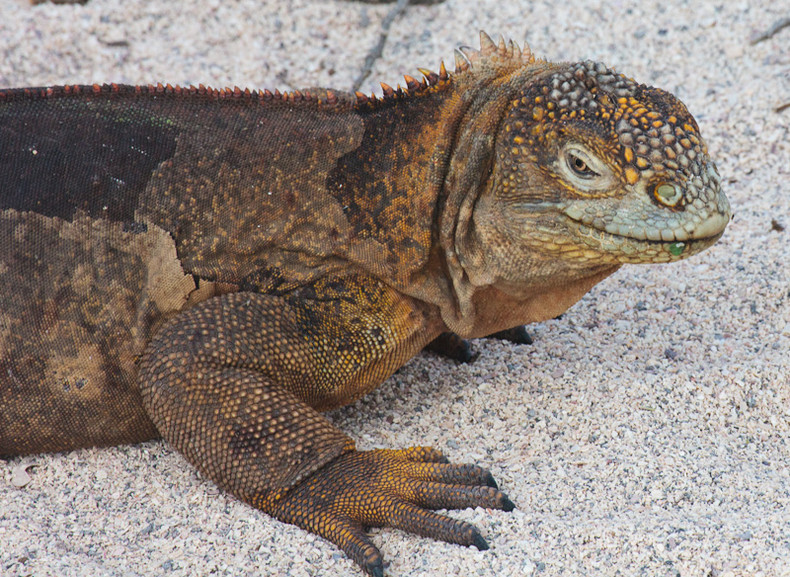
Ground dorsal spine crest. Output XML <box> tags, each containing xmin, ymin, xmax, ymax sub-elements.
<box><xmin>0</xmin><ymin>33</ymin><xmax>535</xmax><ymax>114</ymax></box>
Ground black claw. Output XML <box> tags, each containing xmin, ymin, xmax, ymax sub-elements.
<box><xmin>484</xmin><ymin>472</ymin><xmax>498</xmax><ymax>489</ymax></box>
<box><xmin>501</xmin><ymin>495</ymin><xmax>516</xmax><ymax>512</ymax></box>
<box><xmin>366</xmin><ymin>559</ymin><xmax>384</xmax><ymax>577</ymax></box>
<box><xmin>359</xmin><ymin>543</ymin><xmax>384</xmax><ymax>577</ymax></box>
<box><xmin>513</xmin><ymin>326</ymin><xmax>534</xmax><ymax>345</ymax></box>
<box><xmin>464</xmin><ymin>350</ymin><xmax>481</xmax><ymax>364</ymax></box>
<box><xmin>472</xmin><ymin>532</ymin><xmax>489</xmax><ymax>551</ymax></box>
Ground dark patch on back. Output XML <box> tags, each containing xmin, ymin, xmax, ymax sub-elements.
<box><xmin>326</xmin><ymin>104</ymin><xmax>405</xmax><ymax>232</ymax></box>
<box><xmin>0</xmin><ymin>100</ymin><xmax>177</xmax><ymax>223</ymax></box>
<box><xmin>123</xmin><ymin>221</ymin><xmax>149</xmax><ymax>234</ymax></box>
<box><xmin>326</xmin><ymin>96</ymin><xmax>437</xmax><ymax>238</ymax></box>
<box><xmin>239</xmin><ymin>265</ymin><xmax>298</xmax><ymax>295</ymax></box>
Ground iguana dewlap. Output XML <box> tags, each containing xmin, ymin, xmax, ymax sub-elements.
<box><xmin>0</xmin><ymin>33</ymin><xmax>730</xmax><ymax>576</ymax></box>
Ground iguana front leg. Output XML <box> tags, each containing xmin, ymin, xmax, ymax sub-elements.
<box><xmin>139</xmin><ymin>277</ymin><xmax>513</xmax><ymax>576</ymax></box>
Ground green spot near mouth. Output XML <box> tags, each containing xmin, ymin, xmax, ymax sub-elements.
<box><xmin>668</xmin><ymin>242</ymin><xmax>686</xmax><ymax>256</ymax></box>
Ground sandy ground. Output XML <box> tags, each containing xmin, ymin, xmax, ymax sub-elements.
<box><xmin>1</xmin><ymin>0</ymin><xmax>788</xmax><ymax>576</ymax></box>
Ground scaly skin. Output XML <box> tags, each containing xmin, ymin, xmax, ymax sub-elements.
<box><xmin>0</xmin><ymin>33</ymin><xmax>730</xmax><ymax>575</ymax></box>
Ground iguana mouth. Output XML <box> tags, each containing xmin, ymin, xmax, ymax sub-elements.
<box><xmin>561</xmin><ymin>212</ymin><xmax>728</xmax><ymax>259</ymax></box>
<box><xmin>563</xmin><ymin>211</ymin><xmax>729</xmax><ymax>240</ymax></box>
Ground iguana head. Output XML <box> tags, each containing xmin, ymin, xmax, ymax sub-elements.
<box><xmin>447</xmin><ymin>33</ymin><xmax>731</xmax><ymax>296</ymax></box>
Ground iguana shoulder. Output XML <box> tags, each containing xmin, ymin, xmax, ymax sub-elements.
<box><xmin>0</xmin><ymin>33</ymin><xmax>730</xmax><ymax>576</ymax></box>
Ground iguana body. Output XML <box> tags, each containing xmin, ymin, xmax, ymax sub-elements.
<box><xmin>0</xmin><ymin>34</ymin><xmax>730</xmax><ymax>576</ymax></box>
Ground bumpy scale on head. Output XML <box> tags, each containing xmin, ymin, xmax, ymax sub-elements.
<box><xmin>496</xmin><ymin>58</ymin><xmax>731</xmax><ymax>265</ymax></box>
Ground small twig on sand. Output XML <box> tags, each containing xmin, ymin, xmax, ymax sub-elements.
<box><xmin>749</xmin><ymin>16</ymin><xmax>790</xmax><ymax>45</ymax></box>
<box><xmin>352</xmin><ymin>0</ymin><xmax>410</xmax><ymax>92</ymax></box>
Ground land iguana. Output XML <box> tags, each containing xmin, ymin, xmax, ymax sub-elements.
<box><xmin>0</xmin><ymin>33</ymin><xmax>730</xmax><ymax>576</ymax></box>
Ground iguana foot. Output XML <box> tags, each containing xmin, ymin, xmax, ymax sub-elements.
<box><xmin>487</xmin><ymin>325</ymin><xmax>534</xmax><ymax>345</ymax></box>
<box><xmin>264</xmin><ymin>447</ymin><xmax>514</xmax><ymax>577</ymax></box>
<box><xmin>427</xmin><ymin>326</ymin><xmax>533</xmax><ymax>364</ymax></box>
<box><xmin>425</xmin><ymin>332</ymin><xmax>479</xmax><ymax>363</ymax></box>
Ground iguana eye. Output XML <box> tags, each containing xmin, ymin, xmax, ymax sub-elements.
<box><xmin>566</xmin><ymin>150</ymin><xmax>600</xmax><ymax>178</ymax></box>
<box><xmin>557</xmin><ymin>143</ymin><xmax>614</xmax><ymax>192</ymax></box>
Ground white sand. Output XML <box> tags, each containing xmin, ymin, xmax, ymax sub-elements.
<box><xmin>1</xmin><ymin>1</ymin><xmax>788</xmax><ymax>576</ymax></box>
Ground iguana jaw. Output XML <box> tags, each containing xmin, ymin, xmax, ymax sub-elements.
<box><xmin>509</xmin><ymin>194</ymin><xmax>730</xmax><ymax>266</ymax></box>
<box><xmin>556</xmin><ymin>212</ymin><xmax>728</xmax><ymax>263</ymax></box>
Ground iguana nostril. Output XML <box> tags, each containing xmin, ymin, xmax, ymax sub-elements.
<box><xmin>653</xmin><ymin>182</ymin><xmax>682</xmax><ymax>208</ymax></box>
